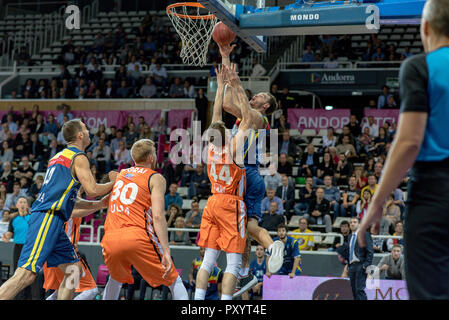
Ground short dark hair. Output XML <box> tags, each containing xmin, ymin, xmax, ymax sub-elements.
<box><xmin>340</xmin><ymin>220</ymin><xmax>350</xmax><ymax>227</ymax></box>
<box><xmin>62</xmin><ymin>119</ymin><xmax>84</xmax><ymax>143</ymax></box>
<box><xmin>277</xmin><ymin>224</ymin><xmax>287</xmax><ymax>231</ymax></box>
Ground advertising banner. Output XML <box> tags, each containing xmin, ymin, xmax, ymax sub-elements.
<box><xmin>363</xmin><ymin>108</ymin><xmax>400</xmax><ymax>128</ymax></box>
<box><xmin>263</xmin><ymin>275</ymin><xmax>409</xmax><ymax>300</ymax></box>
<box><xmin>288</xmin><ymin>108</ymin><xmax>351</xmax><ymax>132</ymax></box>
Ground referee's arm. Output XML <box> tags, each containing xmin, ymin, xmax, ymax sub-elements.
<box><xmin>358</xmin><ymin>56</ymin><xmax>429</xmax><ymax>247</ymax></box>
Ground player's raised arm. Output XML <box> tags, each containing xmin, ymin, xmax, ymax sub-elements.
<box><xmin>226</xmin><ymin>64</ymin><xmax>252</xmax><ymax>165</ymax></box>
<box><xmin>149</xmin><ymin>173</ymin><xmax>173</xmax><ymax>279</ymax></box>
<box><xmin>73</xmin><ymin>155</ymin><xmax>117</xmax><ymax>198</ymax></box>
<box><xmin>210</xmin><ymin>64</ymin><xmax>226</xmax><ymax>124</ymax></box>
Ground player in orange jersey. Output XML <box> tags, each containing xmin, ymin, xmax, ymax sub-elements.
<box><xmin>44</xmin><ymin>192</ymin><xmax>109</xmax><ymax>300</ymax></box>
<box><xmin>194</xmin><ymin>64</ymin><xmax>252</xmax><ymax>300</ymax></box>
<box><xmin>101</xmin><ymin>139</ymin><xmax>188</xmax><ymax>300</ymax></box>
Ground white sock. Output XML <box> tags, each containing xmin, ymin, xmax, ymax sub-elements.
<box><xmin>239</xmin><ymin>268</ymin><xmax>249</xmax><ymax>278</ymax></box>
<box><xmin>74</xmin><ymin>287</ymin><xmax>99</xmax><ymax>300</ymax></box>
<box><xmin>102</xmin><ymin>277</ymin><xmax>122</xmax><ymax>300</ymax></box>
<box><xmin>169</xmin><ymin>276</ymin><xmax>189</xmax><ymax>300</ymax></box>
<box><xmin>194</xmin><ymin>288</ymin><xmax>206</xmax><ymax>300</ymax></box>
<box><xmin>46</xmin><ymin>290</ymin><xmax>58</xmax><ymax>300</ymax></box>
<box><xmin>221</xmin><ymin>294</ymin><xmax>233</xmax><ymax>300</ymax></box>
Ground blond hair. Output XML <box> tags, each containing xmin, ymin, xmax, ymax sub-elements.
<box><xmin>130</xmin><ymin>139</ymin><xmax>156</xmax><ymax>164</ymax></box>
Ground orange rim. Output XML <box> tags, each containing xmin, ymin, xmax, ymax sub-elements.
<box><xmin>166</xmin><ymin>2</ymin><xmax>216</xmax><ymax>20</ymax></box>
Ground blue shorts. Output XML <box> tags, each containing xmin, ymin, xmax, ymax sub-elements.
<box><xmin>278</xmin><ymin>265</ymin><xmax>302</xmax><ymax>276</ymax></box>
<box><xmin>244</xmin><ymin>167</ymin><xmax>266</xmax><ymax>221</ymax></box>
<box><xmin>18</xmin><ymin>210</ymin><xmax>78</xmax><ymax>273</ymax></box>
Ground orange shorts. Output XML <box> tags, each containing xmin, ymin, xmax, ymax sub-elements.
<box><xmin>101</xmin><ymin>227</ymin><xmax>178</xmax><ymax>287</ymax></box>
<box><xmin>198</xmin><ymin>194</ymin><xmax>247</xmax><ymax>254</ymax></box>
<box><xmin>42</xmin><ymin>254</ymin><xmax>97</xmax><ymax>292</ymax></box>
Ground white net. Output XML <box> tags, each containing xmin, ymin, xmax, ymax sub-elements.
<box><xmin>167</xmin><ymin>4</ymin><xmax>218</xmax><ymax>67</ymax></box>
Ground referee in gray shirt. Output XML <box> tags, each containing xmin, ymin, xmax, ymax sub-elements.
<box><xmin>377</xmin><ymin>244</ymin><xmax>405</xmax><ymax>280</ymax></box>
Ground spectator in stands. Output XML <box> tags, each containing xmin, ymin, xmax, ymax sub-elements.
<box><xmin>300</xmin><ymin>144</ymin><xmax>319</xmax><ymax>177</ymax></box>
<box><xmin>166</xmin><ymin>203</ymin><xmax>183</xmax><ymax>228</ymax></box>
<box><xmin>150</xmin><ymin>63</ymin><xmax>168</xmax><ymax>90</ymax></box>
<box><xmin>291</xmin><ymin>217</ymin><xmax>314</xmax><ymax>251</ymax></box>
<box><xmin>385</xmin><ymin>221</ymin><xmax>404</xmax><ymax>252</ymax></box>
<box><xmin>0</xmin><ymin>184</ymin><xmax>7</xmax><ymax>203</ymax></box>
<box><xmin>304</xmin><ymin>187</ymin><xmax>332</xmax><ymax>233</ymax></box>
<box><xmin>380</xmin><ymin>193</ymin><xmax>402</xmax><ymax>235</ymax></box>
<box><xmin>116</xmin><ymin>80</ymin><xmax>131</xmax><ymax>98</ymax></box>
<box><xmin>322</xmin><ymin>175</ymin><xmax>341</xmax><ymax>219</ymax></box>
<box><xmin>165</xmin><ymin>183</ymin><xmax>183</xmax><ymax>210</ymax></box>
<box><xmin>322</xmin><ymin>127</ymin><xmax>337</xmax><ymax>149</ymax></box>
<box><xmin>267</xmin><ymin>224</ymin><xmax>301</xmax><ymax>278</ymax></box>
<box><xmin>340</xmin><ymin>175</ymin><xmax>360</xmax><ymax>217</ymax></box>
<box><xmin>26</xmin><ymin>175</ymin><xmax>43</xmax><ymax>202</ymax></box>
<box><xmin>335</xmin><ymin>153</ymin><xmax>353</xmax><ymax>185</ymax></box>
<box><xmin>88</xmin><ymin>62</ymin><xmax>103</xmax><ymax>85</ymax></box>
<box><xmin>129</xmin><ymin>64</ymin><xmax>144</xmax><ymax>88</ymax></box>
<box><xmin>0</xmin><ymin>141</ymin><xmax>13</xmax><ymax>166</ymax></box>
<box><xmin>139</xmin><ymin>77</ymin><xmax>157</xmax><ymax>98</ymax></box>
<box><xmin>259</xmin><ymin>202</ymin><xmax>285</xmax><ymax>232</ymax></box>
<box><xmin>348</xmin><ymin>114</ymin><xmax>361</xmax><ymax>138</ymax></box>
<box><xmin>0</xmin><ymin>161</ymin><xmax>14</xmax><ymax>193</ymax></box>
<box><xmin>169</xmin><ymin>77</ymin><xmax>185</xmax><ymax>98</ymax></box>
<box><xmin>110</xmin><ymin>129</ymin><xmax>125</xmax><ymax>156</ymax></box>
<box><xmin>362</xmin><ymin>115</ymin><xmax>379</xmax><ymax>138</ymax></box>
<box><xmin>361</xmin><ymin>173</ymin><xmax>378</xmax><ymax>196</ymax></box>
<box><xmin>113</xmin><ymin>140</ymin><xmax>131</xmax><ymax>169</ymax></box>
<box><xmin>92</xmin><ymin>138</ymin><xmax>111</xmax><ymax>174</ymax></box>
<box><xmin>373</xmin><ymin>161</ymin><xmax>383</xmax><ymax>182</ymax></box>
<box><xmin>261</xmin><ymin>189</ymin><xmax>284</xmax><ymax>217</ymax></box>
<box><xmin>169</xmin><ymin>216</ymin><xmax>191</xmax><ymax>246</ymax></box>
<box><xmin>184</xmin><ymin>80</ymin><xmax>197</xmax><ymax>98</ymax></box>
<box><xmin>57</xmin><ymin>104</ymin><xmax>74</xmax><ymax>126</ymax></box>
<box><xmin>371</xmin><ymin>127</ymin><xmax>390</xmax><ymax>156</ymax></box>
<box><xmin>316</xmin><ymin>152</ymin><xmax>335</xmax><ymax>185</ymax></box>
<box><xmin>29</xmin><ymin>133</ymin><xmax>45</xmax><ymax>172</ymax></box>
<box><xmin>356</xmin><ymin>189</ymin><xmax>372</xmax><ymax>221</ymax></box>
<box><xmin>104</xmin><ymin>80</ymin><xmax>116</xmax><ymax>98</ymax></box>
<box><xmin>302</xmin><ymin>45</ymin><xmax>315</xmax><ymax>63</ymax></box>
<box><xmin>188</xmin><ymin>164</ymin><xmax>209</xmax><ymax>199</ymax></box>
<box><xmin>0</xmin><ymin>123</ymin><xmax>11</xmax><ymax>142</ymax></box>
<box><xmin>5</xmin><ymin>181</ymin><xmax>27</xmax><ymax>211</ymax></box>
<box><xmin>21</xmin><ymin>79</ymin><xmax>35</xmax><ymax>98</ymax></box>
<box><xmin>185</xmin><ymin>199</ymin><xmax>203</xmax><ymax>229</ymax></box>
<box><xmin>294</xmin><ymin>176</ymin><xmax>315</xmax><ymax>216</ymax></box>
<box><xmin>324</xmin><ymin>52</ymin><xmax>339</xmax><ymax>69</ymax></box>
<box><xmin>251</xmin><ymin>57</ymin><xmax>266</xmax><ymax>77</ymax></box>
<box><xmin>331</xmin><ymin>220</ymin><xmax>351</xmax><ymax>251</ymax></box>
<box><xmin>377</xmin><ymin>244</ymin><xmax>404</xmax><ymax>280</ymax></box>
<box><xmin>377</xmin><ymin>85</ymin><xmax>393</xmax><ymax>109</ymax></box>
<box><xmin>273</xmin><ymin>114</ymin><xmax>291</xmax><ymax>135</ymax></box>
<box><xmin>279</xmin><ymin>87</ymin><xmax>298</xmax><ymax>115</ymax></box>
<box><xmin>74</xmin><ymin>78</ymin><xmax>88</xmax><ymax>99</ymax></box>
<box><xmin>372</xmin><ymin>46</ymin><xmax>385</xmax><ymax>61</ymax></box>
<box><xmin>277</xmin><ymin>153</ymin><xmax>292</xmax><ymax>177</ymax></box>
<box><xmin>124</xmin><ymin>122</ymin><xmax>139</xmax><ymax>148</ymax></box>
<box><xmin>270</xmin><ymin>83</ymin><xmax>282</xmax><ymax>103</ymax></box>
<box><xmin>336</xmin><ymin>135</ymin><xmax>357</xmax><ymax>160</ymax></box>
<box><xmin>14</xmin><ymin>156</ymin><xmax>35</xmax><ymax>187</ymax></box>
<box><xmin>276</xmin><ymin>175</ymin><xmax>295</xmax><ymax>218</ymax></box>
<box><xmin>6</xmin><ymin>114</ymin><xmax>18</xmax><ymax>134</ymax></box>
<box><xmin>114</xmin><ymin>65</ymin><xmax>129</xmax><ymax>85</ymax></box>
<box><xmin>139</xmin><ymin>125</ymin><xmax>152</xmax><ymax>140</ymax></box>
<box><xmin>151</xmin><ymin>117</ymin><xmax>167</xmax><ymax>142</ymax></box>
<box><xmin>264</xmin><ymin>162</ymin><xmax>282</xmax><ymax>191</ymax></box>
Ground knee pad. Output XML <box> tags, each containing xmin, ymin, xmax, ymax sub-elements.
<box><xmin>199</xmin><ymin>248</ymin><xmax>220</xmax><ymax>274</ymax></box>
<box><xmin>225</xmin><ymin>253</ymin><xmax>242</xmax><ymax>278</ymax></box>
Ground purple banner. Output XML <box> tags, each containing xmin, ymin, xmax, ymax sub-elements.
<box><xmin>262</xmin><ymin>275</ymin><xmax>409</xmax><ymax>300</ymax></box>
<box><xmin>167</xmin><ymin>109</ymin><xmax>194</xmax><ymax>131</ymax></box>
<box><xmin>0</xmin><ymin>110</ymin><xmax>161</xmax><ymax>129</ymax></box>
<box><xmin>363</xmin><ymin>108</ymin><xmax>400</xmax><ymax>128</ymax></box>
<box><xmin>288</xmin><ymin>109</ymin><xmax>351</xmax><ymax>132</ymax></box>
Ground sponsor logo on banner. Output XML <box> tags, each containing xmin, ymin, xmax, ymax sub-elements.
<box><xmin>288</xmin><ymin>109</ymin><xmax>351</xmax><ymax>131</ymax></box>
<box><xmin>290</xmin><ymin>13</ymin><xmax>320</xmax><ymax>21</ymax></box>
<box><xmin>311</xmin><ymin>72</ymin><xmax>356</xmax><ymax>84</ymax></box>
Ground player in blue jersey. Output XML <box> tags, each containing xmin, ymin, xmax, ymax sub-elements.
<box><xmin>0</xmin><ymin>119</ymin><xmax>117</xmax><ymax>300</ymax></box>
<box><xmin>217</xmin><ymin>43</ymin><xmax>285</xmax><ymax>297</ymax></box>
<box><xmin>244</xmin><ymin>244</ymin><xmax>267</xmax><ymax>300</ymax></box>
<box><xmin>267</xmin><ymin>224</ymin><xmax>302</xmax><ymax>278</ymax></box>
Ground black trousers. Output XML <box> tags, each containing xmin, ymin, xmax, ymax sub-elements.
<box><xmin>404</xmin><ymin>161</ymin><xmax>449</xmax><ymax>299</ymax></box>
<box><xmin>348</xmin><ymin>262</ymin><xmax>367</xmax><ymax>300</ymax></box>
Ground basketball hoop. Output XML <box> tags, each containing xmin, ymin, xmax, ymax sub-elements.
<box><xmin>167</xmin><ymin>2</ymin><xmax>218</xmax><ymax>67</ymax></box>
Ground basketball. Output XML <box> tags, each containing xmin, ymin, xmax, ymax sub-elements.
<box><xmin>212</xmin><ymin>22</ymin><xmax>236</xmax><ymax>46</ymax></box>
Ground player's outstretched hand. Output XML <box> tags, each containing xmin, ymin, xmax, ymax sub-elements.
<box><xmin>357</xmin><ymin>198</ymin><xmax>383</xmax><ymax>247</ymax></box>
<box><xmin>226</xmin><ymin>63</ymin><xmax>241</xmax><ymax>88</ymax></box>
<box><xmin>219</xmin><ymin>43</ymin><xmax>236</xmax><ymax>58</ymax></box>
<box><xmin>108</xmin><ymin>170</ymin><xmax>119</xmax><ymax>183</ymax></box>
<box><xmin>215</xmin><ymin>63</ymin><xmax>226</xmax><ymax>86</ymax></box>
<box><xmin>161</xmin><ymin>252</ymin><xmax>173</xmax><ymax>279</ymax></box>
